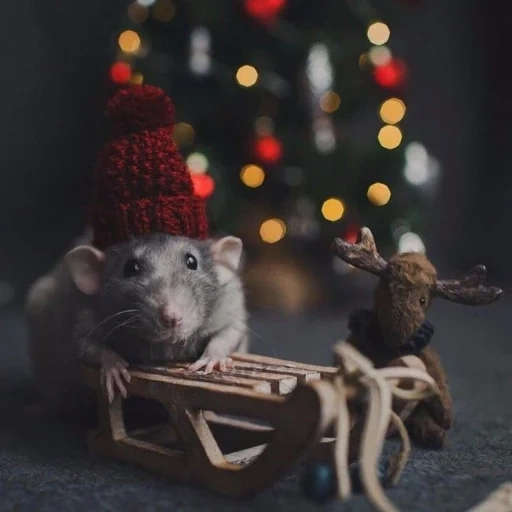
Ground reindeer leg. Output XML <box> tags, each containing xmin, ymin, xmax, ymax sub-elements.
<box><xmin>418</xmin><ymin>347</ymin><xmax>453</xmax><ymax>430</ymax></box>
<box><xmin>405</xmin><ymin>404</ymin><xmax>448</xmax><ymax>449</ymax></box>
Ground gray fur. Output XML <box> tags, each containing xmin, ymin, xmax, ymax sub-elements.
<box><xmin>25</xmin><ymin>231</ymin><xmax>248</xmax><ymax>413</ymax></box>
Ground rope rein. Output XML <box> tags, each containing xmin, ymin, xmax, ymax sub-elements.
<box><xmin>331</xmin><ymin>342</ymin><xmax>440</xmax><ymax>512</ymax></box>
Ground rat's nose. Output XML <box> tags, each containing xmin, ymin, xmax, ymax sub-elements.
<box><xmin>159</xmin><ymin>306</ymin><xmax>182</xmax><ymax>328</ymax></box>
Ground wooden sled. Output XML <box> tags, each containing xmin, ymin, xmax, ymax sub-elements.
<box><xmin>82</xmin><ymin>345</ymin><xmax>437</xmax><ymax>508</ymax></box>
<box><xmin>82</xmin><ymin>352</ymin><xmax>349</xmax><ymax>498</ymax></box>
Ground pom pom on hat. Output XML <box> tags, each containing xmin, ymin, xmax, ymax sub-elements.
<box><xmin>105</xmin><ymin>84</ymin><xmax>176</xmax><ymax>137</ymax></box>
<box><xmin>90</xmin><ymin>84</ymin><xmax>209</xmax><ymax>249</ymax></box>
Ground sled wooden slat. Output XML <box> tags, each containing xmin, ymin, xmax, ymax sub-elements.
<box><xmin>139</xmin><ymin>364</ymin><xmax>298</xmax><ymax>396</ymax></box>
<box><xmin>230</xmin><ymin>361</ymin><xmax>321</xmax><ymax>383</ymax></box>
<box><xmin>82</xmin><ymin>351</ymin><xmax>345</xmax><ymax>498</ymax></box>
<box><xmin>135</xmin><ymin>365</ymin><xmax>273</xmax><ymax>394</ymax></box>
<box><xmin>230</xmin><ymin>352</ymin><xmax>339</xmax><ymax>378</ymax></box>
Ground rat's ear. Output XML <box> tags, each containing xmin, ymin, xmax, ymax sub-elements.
<box><xmin>211</xmin><ymin>236</ymin><xmax>244</xmax><ymax>273</ymax></box>
<box><xmin>65</xmin><ymin>245</ymin><xmax>105</xmax><ymax>295</ymax></box>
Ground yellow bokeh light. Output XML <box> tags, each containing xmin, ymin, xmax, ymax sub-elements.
<box><xmin>367</xmin><ymin>183</ymin><xmax>391</xmax><ymax>206</ymax></box>
<box><xmin>320</xmin><ymin>92</ymin><xmax>341</xmax><ymax>114</ymax></box>
<box><xmin>153</xmin><ymin>0</ymin><xmax>176</xmax><ymax>22</ymax></box>
<box><xmin>367</xmin><ymin>22</ymin><xmax>390</xmax><ymax>46</ymax></box>
<box><xmin>260</xmin><ymin>218</ymin><xmax>286</xmax><ymax>244</ymax></box>
<box><xmin>130</xmin><ymin>72</ymin><xmax>144</xmax><ymax>85</ymax></box>
<box><xmin>173</xmin><ymin>122</ymin><xmax>195</xmax><ymax>147</ymax></box>
<box><xmin>379</xmin><ymin>98</ymin><xmax>406</xmax><ymax>125</ymax></box>
<box><xmin>128</xmin><ymin>3</ymin><xmax>149</xmax><ymax>23</ymax></box>
<box><xmin>240</xmin><ymin>164</ymin><xmax>265</xmax><ymax>188</ymax></box>
<box><xmin>236</xmin><ymin>65</ymin><xmax>258</xmax><ymax>87</ymax></box>
<box><xmin>321</xmin><ymin>198</ymin><xmax>345</xmax><ymax>222</ymax></box>
<box><xmin>118</xmin><ymin>30</ymin><xmax>141</xmax><ymax>54</ymax></box>
<box><xmin>378</xmin><ymin>124</ymin><xmax>402</xmax><ymax>149</ymax></box>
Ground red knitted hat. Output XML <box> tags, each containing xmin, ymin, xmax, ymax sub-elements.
<box><xmin>90</xmin><ymin>84</ymin><xmax>209</xmax><ymax>250</ymax></box>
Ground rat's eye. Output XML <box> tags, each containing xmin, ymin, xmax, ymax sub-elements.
<box><xmin>420</xmin><ymin>297</ymin><xmax>427</xmax><ymax>306</ymax></box>
<box><xmin>185</xmin><ymin>253</ymin><xmax>198</xmax><ymax>270</ymax></box>
<box><xmin>123</xmin><ymin>259</ymin><xmax>141</xmax><ymax>278</ymax></box>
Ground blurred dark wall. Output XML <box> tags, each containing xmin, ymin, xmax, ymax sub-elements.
<box><xmin>0</xmin><ymin>0</ymin><xmax>128</xmax><ymax>296</ymax></box>
<box><xmin>0</xmin><ymin>0</ymin><xmax>509</xmax><ymax>308</ymax></box>
<box><xmin>403</xmin><ymin>0</ymin><xmax>512</xmax><ymax>283</ymax></box>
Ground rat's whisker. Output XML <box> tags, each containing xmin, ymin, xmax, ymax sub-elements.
<box><xmin>79</xmin><ymin>314</ymin><xmax>141</xmax><ymax>357</ymax></box>
<box><xmin>81</xmin><ymin>309</ymin><xmax>140</xmax><ymax>352</ymax></box>
<box><xmin>243</xmin><ymin>325</ymin><xmax>278</xmax><ymax>358</ymax></box>
<box><xmin>100</xmin><ymin>316</ymin><xmax>141</xmax><ymax>343</ymax></box>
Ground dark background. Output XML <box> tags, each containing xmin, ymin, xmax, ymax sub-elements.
<box><xmin>0</xmin><ymin>2</ymin><xmax>511</xmax><ymax>511</ymax></box>
<box><xmin>0</xmin><ymin>0</ymin><xmax>510</xmax><ymax>303</ymax></box>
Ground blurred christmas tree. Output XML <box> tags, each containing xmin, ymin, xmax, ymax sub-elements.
<box><xmin>108</xmin><ymin>0</ymin><xmax>440</xmax><ymax>295</ymax></box>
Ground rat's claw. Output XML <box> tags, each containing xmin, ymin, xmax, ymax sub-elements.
<box><xmin>101</xmin><ymin>369</ymin><xmax>115</xmax><ymax>403</ymax></box>
<box><xmin>120</xmin><ymin>367</ymin><xmax>131</xmax><ymax>383</ymax></box>
<box><xmin>188</xmin><ymin>358</ymin><xmax>208</xmax><ymax>372</ymax></box>
<box><xmin>219</xmin><ymin>357</ymin><xmax>233</xmax><ymax>372</ymax></box>
<box><xmin>189</xmin><ymin>357</ymin><xmax>234</xmax><ymax>374</ymax></box>
<box><xmin>205</xmin><ymin>360</ymin><xmax>216</xmax><ymax>374</ymax></box>
<box><xmin>100</xmin><ymin>352</ymin><xmax>131</xmax><ymax>403</ymax></box>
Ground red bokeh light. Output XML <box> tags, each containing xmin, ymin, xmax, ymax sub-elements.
<box><xmin>373</xmin><ymin>58</ymin><xmax>407</xmax><ymax>89</ymax></box>
<box><xmin>254</xmin><ymin>135</ymin><xmax>283</xmax><ymax>164</ymax></box>
<box><xmin>343</xmin><ymin>226</ymin><xmax>359</xmax><ymax>244</ymax></box>
<box><xmin>110</xmin><ymin>62</ymin><xmax>132</xmax><ymax>84</ymax></box>
<box><xmin>191</xmin><ymin>174</ymin><xmax>215</xmax><ymax>199</ymax></box>
<box><xmin>244</xmin><ymin>0</ymin><xmax>286</xmax><ymax>23</ymax></box>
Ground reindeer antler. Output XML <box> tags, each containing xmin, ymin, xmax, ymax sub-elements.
<box><xmin>332</xmin><ymin>227</ymin><xmax>387</xmax><ymax>276</ymax></box>
<box><xmin>434</xmin><ymin>265</ymin><xmax>504</xmax><ymax>305</ymax></box>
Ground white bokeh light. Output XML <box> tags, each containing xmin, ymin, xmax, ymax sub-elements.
<box><xmin>189</xmin><ymin>27</ymin><xmax>211</xmax><ymax>75</ymax></box>
<box><xmin>398</xmin><ymin>232</ymin><xmax>426</xmax><ymax>254</ymax></box>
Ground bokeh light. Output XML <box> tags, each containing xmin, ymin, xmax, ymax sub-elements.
<box><xmin>319</xmin><ymin>92</ymin><xmax>341</xmax><ymax>113</ymax></box>
<box><xmin>398</xmin><ymin>232</ymin><xmax>426</xmax><ymax>254</ymax></box>
<box><xmin>321</xmin><ymin>198</ymin><xmax>345</xmax><ymax>221</ymax></box>
<box><xmin>367</xmin><ymin>22</ymin><xmax>390</xmax><ymax>45</ymax></box>
<box><xmin>379</xmin><ymin>98</ymin><xmax>406</xmax><ymax>124</ymax></box>
<box><xmin>186</xmin><ymin>152</ymin><xmax>209</xmax><ymax>174</ymax></box>
<box><xmin>260</xmin><ymin>218</ymin><xmax>286</xmax><ymax>244</ymax></box>
<box><xmin>255</xmin><ymin>116</ymin><xmax>274</xmax><ymax>135</ymax></box>
<box><xmin>236</xmin><ymin>65</ymin><xmax>258</xmax><ymax>87</ymax></box>
<box><xmin>128</xmin><ymin>3</ymin><xmax>149</xmax><ymax>23</ymax></box>
<box><xmin>173</xmin><ymin>123</ymin><xmax>195</xmax><ymax>147</ymax></box>
<box><xmin>378</xmin><ymin>124</ymin><xmax>402</xmax><ymax>149</ymax></box>
<box><xmin>110</xmin><ymin>62</ymin><xmax>131</xmax><ymax>84</ymax></box>
<box><xmin>369</xmin><ymin>45</ymin><xmax>392</xmax><ymax>66</ymax></box>
<box><xmin>191</xmin><ymin>174</ymin><xmax>215</xmax><ymax>199</ymax></box>
<box><xmin>118</xmin><ymin>30</ymin><xmax>141</xmax><ymax>54</ymax></box>
<box><xmin>130</xmin><ymin>72</ymin><xmax>144</xmax><ymax>85</ymax></box>
<box><xmin>367</xmin><ymin>183</ymin><xmax>391</xmax><ymax>206</ymax></box>
<box><xmin>153</xmin><ymin>0</ymin><xmax>176</xmax><ymax>22</ymax></box>
<box><xmin>240</xmin><ymin>164</ymin><xmax>265</xmax><ymax>188</ymax></box>
<box><xmin>254</xmin><ymin>135</ymin><xmax>282</xmax><ymax>164</ymax></box>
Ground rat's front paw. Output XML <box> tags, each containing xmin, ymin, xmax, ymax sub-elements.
<box><xmin>100</xmin><ymin>351</ymin><xmax>131</xmax><ymax>403</ymax></box>
<box><xmin>188</xmin><ymin>357</ymin><xmax>234</xmax><ymax>374</ymax></box>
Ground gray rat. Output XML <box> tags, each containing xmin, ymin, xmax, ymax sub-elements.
<box><xmin>25</xmin><ymin>231</ymin><xmax>248</xmax><ymax>411</ymax></box>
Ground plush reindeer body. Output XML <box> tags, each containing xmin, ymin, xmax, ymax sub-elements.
<box><xmin>333</xmin><ymin>228</ymin><xmax>503</xmax><ymax>449</ymax></box>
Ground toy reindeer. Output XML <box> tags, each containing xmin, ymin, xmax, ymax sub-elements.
<box><xmin>332</xmin><ymin>227</ymin><xmax>503</xmax><ymax>449</ymax></box>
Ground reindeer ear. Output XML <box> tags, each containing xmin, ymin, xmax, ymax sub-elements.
<box><xmin>65</xmin><ymin>245</ymin><xmax>105</xmax><ymax>295</ymax></box>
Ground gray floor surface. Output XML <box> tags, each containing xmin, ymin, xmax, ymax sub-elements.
<box><xmin>0</xmin><ymin>297</ymin><xmax>511</xmax><ymax>512</ymax></box>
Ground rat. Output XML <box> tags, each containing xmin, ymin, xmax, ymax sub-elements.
<box><xmin>25</xmin><ymin>231</ymin><xmax>248</xmax><ymax>412</ymax></box>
